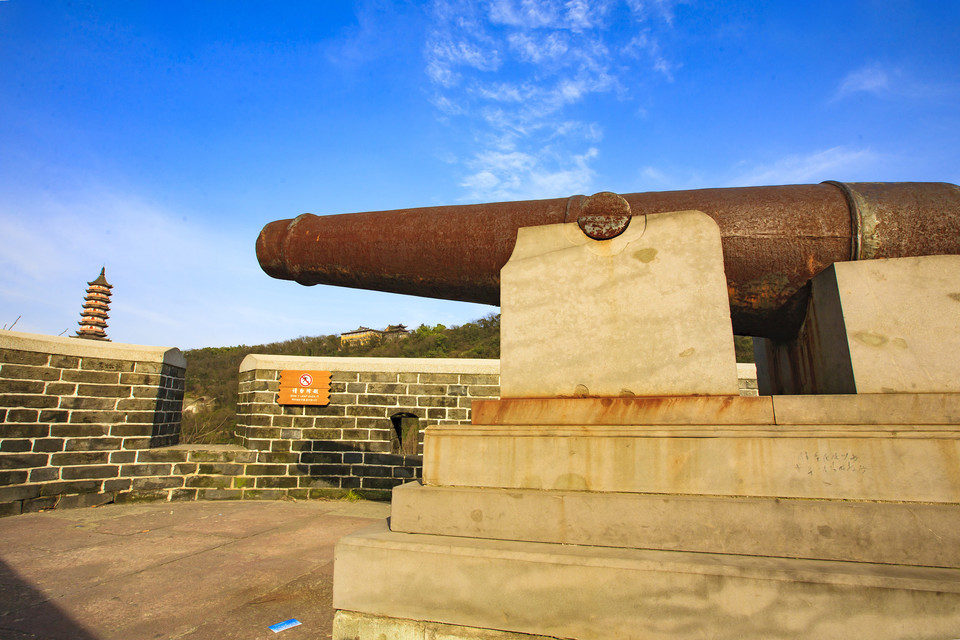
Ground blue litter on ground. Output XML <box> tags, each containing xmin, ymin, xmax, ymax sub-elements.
<box><xmin>269</xmin><ymin>618</ymin><xmax>302</xmax><ymax>633</ymax></box>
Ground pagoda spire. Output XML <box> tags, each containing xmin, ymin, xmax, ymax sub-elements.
<box><xmin>75</xmin><ymin>267</ymin><xmax>113</xmax><ymax>341</ymax></box>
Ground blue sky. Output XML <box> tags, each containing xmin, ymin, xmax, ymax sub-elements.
<box><xmin>1</xmin><ymin>0</ymin><xmax>958</xmax><ymax>349</ymax></box>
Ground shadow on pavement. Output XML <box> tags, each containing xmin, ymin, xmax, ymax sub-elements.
<box><xmin>0</xmin><ymin>557</ymin><xmax>100</xmax><ymax>640</ymax></box>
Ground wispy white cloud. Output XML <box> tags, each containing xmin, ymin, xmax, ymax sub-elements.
<box><xmin>833</xmin><ymin>63</ymin><xmax>891</xmax><ymax>101</ymax></box>
<box><xmin>727</xmin><ymin>146</ymin><xmax>881</xmax><ymax>187</ymax></box>
<box><xmin>425</xmin><ymin>0</ymin><xmax>677</xmax><ymax>201</ymax></box>
<box><xmin>832</xmin><ymin>62</ymin><xmax>959</xmax><ymax>105</ymax></box>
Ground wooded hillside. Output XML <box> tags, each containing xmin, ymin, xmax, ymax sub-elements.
<box><xmin>181</xmin><ymin>314</ymin><xmax>502</xmax><ymax>444</ymax></box>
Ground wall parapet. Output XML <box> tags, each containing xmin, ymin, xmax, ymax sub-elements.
<box><xmin>1</xmin><ymin>331</ymin><xmax>185</xmax><ymax>515</ymax></box>
<box><xmin>236</xmin><ymin>356</ymin><xmax>501</xmax><ymax>498</ymax></box>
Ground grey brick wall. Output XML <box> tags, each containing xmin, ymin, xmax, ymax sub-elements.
<box><xmin>236</xmin><ymin>355</ymin><xmax>501</xmax><ymax>497</ymax></box>
<box><xmin>0</xmin><ymin>332</ymin><xmax>185</xmax><ymax>515</ymax></box>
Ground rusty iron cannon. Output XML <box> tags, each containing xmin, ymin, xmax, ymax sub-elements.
<box><xmin>257</xmin><ymin>181</ymin><xmax>960</xmax><ymax>339</ymax></box>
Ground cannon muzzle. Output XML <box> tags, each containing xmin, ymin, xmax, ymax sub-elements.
<box><xmin>257</xmin><ymin>181</ymin><xmax>960</xmax><ymax>339</ymax></box>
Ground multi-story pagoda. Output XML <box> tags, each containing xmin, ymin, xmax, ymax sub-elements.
<box><xmin>75</xmin><ymin>267</ymin><xmax>113</xmax><ymax>341</ymax></box>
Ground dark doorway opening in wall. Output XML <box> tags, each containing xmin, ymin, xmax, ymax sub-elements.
<box><xmin>390</xmin><ymin>412</ymin><xmax>421</xmax><ymax>455</ymax></box>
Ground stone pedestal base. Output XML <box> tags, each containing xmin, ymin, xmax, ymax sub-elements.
<box><xmin>334</xmin><ymin>521</ymin><xmax>960</xmax><ymax>640</ymax></box>
<box><xmin>333</xmin><ymin>394</ymin><xmax>960</xmax><ymax>639</ymax></box>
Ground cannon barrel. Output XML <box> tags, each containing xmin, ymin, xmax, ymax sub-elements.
<box><xmin>257</xmin><ymin>181</ymin><xmax>960</xmax><ymax>339</ymax></box>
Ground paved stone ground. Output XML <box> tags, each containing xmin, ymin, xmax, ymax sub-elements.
<box><xmin>0</xmin><ymin>499</ymin><xmax>391</xmax><ymax>640</ymax></box>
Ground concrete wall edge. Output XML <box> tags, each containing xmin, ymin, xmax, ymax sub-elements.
<box><xmin>0</xmin><ymin>330</ymin><xmax>186</xmax><ymax>368</ymax></box>
<box><xmin>239</xmin><ymin>354</ymin><xmax>500</xmax><ymax>375</ymax></box>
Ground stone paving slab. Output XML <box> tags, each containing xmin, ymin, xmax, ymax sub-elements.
<box><xmin>0</xmin><ymin>499</ymin><xmax>390</xmax><ymax>640</ymax></box>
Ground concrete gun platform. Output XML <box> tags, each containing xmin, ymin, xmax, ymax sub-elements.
<box><xmin>0</xmin><ymin>499</ymin><xmax>391</xmax><ymax>639</ymax></box>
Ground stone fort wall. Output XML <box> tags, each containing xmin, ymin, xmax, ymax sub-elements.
<box><xmin>0</xmin><ymin>332</ymin><xmax>185</xmax><ymax>516</ymax></box>
<box><xmin>1</xmin><ymin>331</ymin><xmax>757</xmax><ymax>515</ymax></box>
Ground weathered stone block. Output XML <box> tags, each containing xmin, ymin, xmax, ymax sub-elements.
<box><xmin>1</xmin><ymin>453</ymin><xmax>49</xmax><ymax>469</ymax></box>
<box><xmin>56</xmin><ymin>492</ymin><xmax>115</xmax><ymax>510</ymax></box>
<box><xmin>51</xmin><ymin>451</ymin><xmax>109</xmax><ymax>466</ymax></box>
<box><xmin>61</xmin><ymin>465</ymin><xmax>119</xmax><ymax>480</ymax></box>
<box><xmin>4</xmin><ymin>380</ymin><xmax>45</xmax><ymax>394</ymax></box>
<box><xmin>59</xmin><ymin>397</ymin><xmax>116</xmax><ymax>410</ymax></box>
<box><xmin>0</xmin><ymin>439</ymin><xmax>32</xmax><ymax>452</ymax></box>
<box><xmin>356</xmin><ymin>465</ymin><xmax>394</xmax><ymax>478</ymax></box>
<box><xmin>62</xmin><ymin>369</ymin><xmax>120</xmax><ymax>384</ymax></box>
<box><xmin>121</xmin><ymin>463</ymin><xmax>174</xmax><ymax>477</ymax></box>
<box><xmin>119</xmin><ymin>372</ymin><xmax>160</xmax><ymax>385</ymax></box>
<box><xmin>360</xmin><ymin>476</ymin><xmax>401</xmax><ymax>490</ymax></box>
<box><xmin>257</xmin><ymin>451</ymin><xmax>299</xmax><ymax>464</ymax></box>
<box><xmin>0</xmin><ymin>349</ymin><xmax>49</xmax><ymax>366</ymax></box>
<box><xmin>0</xmin><ymin>484</ymin><xmax>41</xmax><ymax>503</ymax></box>
<box><xmin>501</xmin><ymin>212</ymin><xmax>738</xmax><ymax>397</ymax></box>
<box><xmin>49</xmin><ymin>355</ymin><xmax>80</xmax><ymax>369</ymax></box>
<box><xmin>468</xmin><ymin>386</ymin><xmax>500</xmax><ymax>397</ymax></box>
<box><xmin>0</xmin><ymin>470</ymin><xmax>29</xmax><ymax>486</ymax></box>
<box><xmin>39</xmin><ymin>409</ymin><xmax>69</xmax><ymax>423</ymax></box>
<box><xmin>64</xmin><ymin>437</ymin><xmax>123</xmax><ymax>451</ymax></box>
<box><xmin>131</xmin><ymin>476</ymin><xmax>183</xmax><ymax>491</ymax></box>
<box><xmin>309</xmin><ymin>463</ymin><xmax>352</xmax><ymax>476</ymax></box>
<box><xmin>33</xmin><ymin>438</ymin><xmax>65</xmax><ymax>453</ymax></box>
<box><xmin>1</xmin><ymin>364</ymin><xmax>61</xmax><ymax>381</ymax></box>
<box><xmin>244</xmin><ymin>463</ymin><xmax>289</xmax><ymax>476</ymax></box>
<box><xmin>81</xmin><ymin>357</ymin><xmax>135</xmax><ymax>372</ymax></box>
<box><xmin>186</xmin><ymin>449</ymin><xmax>245</xmax><ymax>463</ymax></box>
<box><xmin>459</xmin><ymin>374</ymin><xmax>500</xmax><ymax>386</ymax></box>
<box><xmin>102</xmin><ymin>478</ymin><xmax>133</xmax><ymax>492</ymax></box>
<box><xmin>406</xmin><ymin>384</ymin><xmax>446</xmax><ymax>396</ymax></box>
<box><xmin>120</xmin><ymin>438</ymin><xmax>153</xmax><ymax>450</ymax></box>
<box><xmin>186</xmin><ymin>475</ymin><xmax>232</xmax><ymax>489</ymax></box>
<box><xmin>347</xmin><ymin>406</ymin><xmax>386</xmax><ymax>418</ymax></box>
<box><xmin>76</xmin><ymin>384</ymin><xmax>131</xmax><ymax>398</ymax></box>
<box><xmin>305</xmin><ymin>404</ymin><xmax>347</xmax><ymax>417</ymax></box>
<box><xmin>110</xmin><ymin>451</ymin><xmax>137</xmax><ymax>463</ymax></box>
<box><xmin>1</xmin><ymin>424</ymin><xmax>47</xmax><ymax>439</ymax></box>
<box><xmin>255</xmin><ymin>476</ymin><xmax>299</xmax><ymax>488</ymax></box>
<box><xmin>241</xmin><ymin>489</ymin><xmax>284</xmax><ymax>500</ymax></box>
<box><xmin>200</xmin><ymin>488</ymin><xmax>242</xmax><ymax>500</ymax></box>
<box><xmin>68</xmin><ymin>410</ymin><xmax>124</xmax><ymax>424</ymax></box>
<box><xmin>43</xmin><ymin>382</ymin><xmax>77</xmax><ymax>396</ymax></box>
<box><xmin>22</xmin><ymin>496</ymin><xmax>59</xmax><ymax>512</ymax></box>
<box><xmin>301</xmin><ymin>451</ymin><xmax>343</xmax><ymax>464</ymax></box>
<box><xmin>51</xmin><ymin>424</ymin><xmax>107</xmax><ymax>438</ymax></box>
<box><xmin>418</xmin><ymin>396</ymin><xmax>458</xmax><ymax>408</ymax></box>
<box><xmin>40</xmin><ymin>480</ymin><xmax>101</xmax><ymax>496</ymax></box>
<box><xmin>197</xmin><ymin>463</ymin><xmax>244</xmax><ymax>476</ymax></box>
<box><xmin>358</xmin><ymin>394</ymin><xmax>398</xmax><ymax>407</ymax></box>
<box><xmin>122</xmin><ymin>410</ymin><xmax>157</xmax><ymax>424</ymax></box>
<box><xmin>0</xmin><ymin>501</ymin><xmax>23</xmax><ymax>516</ymax></box>
<box><xmin>168</xmin><ymin>488</ymin><xmax>198</xmax><ymax>501</ymax></box>
<box><xmin>359</xmin><ymin>372</ymin><xmax>400</xmax><ymax>383</ymax></box>
<box><xmin>29</xmin><ymin>467</ymin><xmax>59</xmax><ymax>482</ymax></box>
<box><xmin>110</xmin><ymin>424</ymin><xmax>153</xmax><ymax>437</ymax></box>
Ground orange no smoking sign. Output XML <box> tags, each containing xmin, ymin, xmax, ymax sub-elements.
<box><xmin>278</xmin><ymin>370</ymin><xmax>332</xmax><ymax>406</ymax></box>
